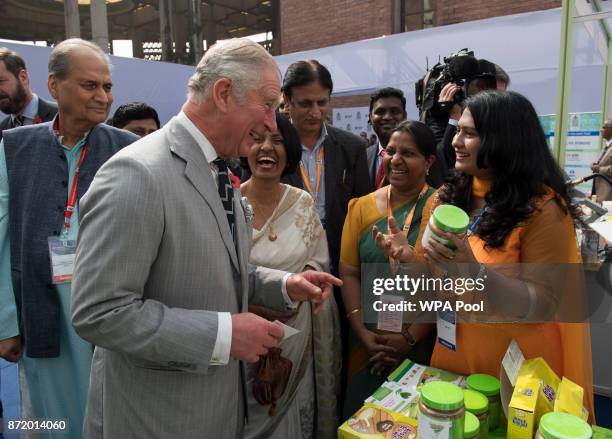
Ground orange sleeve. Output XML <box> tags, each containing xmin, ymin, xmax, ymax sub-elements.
<box><xmin>414</xmin><ymin>190</ymin><xmax>440</xmax><ymax>257</ymax></box>
<box><xmin>520</xmin><ymin>199</ymin><xmax>580</xmax><ymax>263</ymax></box>
<box><xmin>340</xmin><ymin>197</ymin><xmax>364</xmax><ymax>268</ymax></box>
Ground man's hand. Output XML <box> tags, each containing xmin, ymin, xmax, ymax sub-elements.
<box><xmin>286</xmin><ymin>271</ymin><xmax>342</xmax><ymax>314</ymax></box>
<box><xmin>0</xmin><ymin>335</ymin><xmax>22</xmax><ymax>362</ymax></box>
<box><xmin>439</xmin><ymin>83</ymin><xmax>462</xmax><ymax>120</ymax></box>
<box><xmin>592</xmin><ymin>163</ymin><xmax>600</xmax><ymax>173</ymax></box>
<box><xmin>230</xmin><ymin>313</ymin><xmax>283</xmax><ymax>363</ymax></box>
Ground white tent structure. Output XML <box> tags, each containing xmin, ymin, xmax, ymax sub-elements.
<box><xmin>276</xmin><ymin>7</ymin><xmax>606</xmax><ymax>120</ymax></box>
<box><xmin>0</xmin><ymin>7</ymin><xmax>607</xmax><ymax>123</ymax></box>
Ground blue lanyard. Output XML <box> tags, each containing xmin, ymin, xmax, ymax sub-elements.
<box><xmin>467</xmin><ymin>207</ymin><xmax>487</xmax><ymax>237</ymax></box>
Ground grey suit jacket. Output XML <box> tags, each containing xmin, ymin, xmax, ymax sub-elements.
<box><xmin>595</xmin><ymin>143</ymin><xmax>612</xmax><ymax>202</ymax></box>
<box><xmin>71</xmin><ymin>116</ymin><xmax>288</xmax><ymax>439</ymax></box>
<box><xmin>0</xmin><ymin>96</ymin><xmax>57</xmax><ymax>140</ymax></box>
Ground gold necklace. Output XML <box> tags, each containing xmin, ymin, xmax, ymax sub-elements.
<box><xmin>243</xmin><ymin>183</ymin><xmax>282</xmax><ymax>241</ymax></box>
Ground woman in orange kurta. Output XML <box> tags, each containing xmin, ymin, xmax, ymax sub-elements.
<box><xmin>378</xmin><ymin>90</ymin><xmax>594</xmax><ymax>420</ymax></box>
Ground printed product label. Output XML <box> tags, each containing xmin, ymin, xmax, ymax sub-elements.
<box><xmin>418</xmin><ymin>411</ymin><xmax>463</xmax><ymax>439</ymax></box>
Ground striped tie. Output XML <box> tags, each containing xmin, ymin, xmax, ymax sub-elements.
<box><xmin>11</xmin><ymin>115</ymin><xmax>24</xmax><ymax>128</ymax></box>
<box><xmin>213</xmin><ymin>158</ymin><xmax>235</xmax><ymax>242</ymax></box>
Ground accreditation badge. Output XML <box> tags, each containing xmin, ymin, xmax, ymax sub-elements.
<box><xmin>436</xmin><ymin>309</ymin><xmax>457</xmax><ymax>351</ymax></box>
<box><xmin>48</xmin><ymin>237</ymin><xmax>76</xmax><ymax>284</ymax></box>
<box><xmin>376</xmin><ymin>294</ymin><xmax>404</xmax><ymax>333</ymax></box>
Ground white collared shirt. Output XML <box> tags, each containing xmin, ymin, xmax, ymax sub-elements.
<box><xmin>11</xmin><ymin>93</ymin><xmax>38</xmax><ymax>126</ymax></box>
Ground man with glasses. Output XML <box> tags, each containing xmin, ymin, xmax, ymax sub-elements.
<box><xmin>591</xmin><ymin>118</ymin><xmax>612</xmax><ymax>202</ymax></box>
<box><xmin>281</xmin><ymin>60</ymin><xmax>369</xmax><ymax>279</ymax></box>
<box><xmin>281</xmin><ymin>60</ymin><xmax>369</xmax><ymax>411</ymax></box>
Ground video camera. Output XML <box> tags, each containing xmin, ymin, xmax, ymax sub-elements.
<box><xmin>415</xmin><ymin>49</ymin><xmax>497</xmax><ymax>121</ymax></box>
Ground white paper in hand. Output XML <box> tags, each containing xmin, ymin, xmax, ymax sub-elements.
<box><xmin>274</xmin><ymin>320</ymin><xmax>301</xmax><ymax>342</ymax></box>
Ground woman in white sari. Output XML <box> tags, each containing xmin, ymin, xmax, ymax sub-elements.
<box><xmin>241</xmin><ymin>113</ymin><xmax>341</xmax><ymax>439</ymax></box>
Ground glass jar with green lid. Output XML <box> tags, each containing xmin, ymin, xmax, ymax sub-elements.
<box><xmin>467</xmin><ymin>374</ymin><xmax>501</xmax><ymax>430</ymax></box>
<box><xmin>421</xmin><ymin>205</ymin><xmax>469</xmax><ymax>249</ymax></box>
<box><xmin>536</xmin><ymin>412</ymin><xmax>592</xmax><ymax>439</ymax></box>
<box><xmin>464</xmin><ymin>389</ymin><xmax>490</xmax><ymax>438</ymax></box>
<box><xmin>418</xmin><ymin>381</ymin><xmax>465</xmax><ymax>439</ymax></box>
<box><xmin>464</xmin><ymin>412</ymin><xmax>481</xmax><ymax>439</ymax></box>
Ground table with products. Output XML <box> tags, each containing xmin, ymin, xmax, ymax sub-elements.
<box><xmin>339</xmin><ymin>339</ymin><xmax>611</xmax><ymax>439</ymax></box>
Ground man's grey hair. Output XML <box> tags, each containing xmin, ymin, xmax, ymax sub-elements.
<box><xmin>48</xmin><ymin>38</ymin><xmax>111</xmax><ymax>80</ymax></box>
<box><xmin>187</xmin><ymin>38</ymin><xmax>278</xmax><ymax>104</ymax></box>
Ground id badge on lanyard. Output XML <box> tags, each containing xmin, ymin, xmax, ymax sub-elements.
<box><xmin>48</xmin><ymin>142</ymin><xmax>88</xmax><ymax>284</ymax></box>
<box><xmin>48</xmin><ymin>236</ymin><xmax>77</xmax><ymax>284</ymax></box>
<box><xmin>377</xmin><ymin>295</ymin><xmax>404</xmax><ymax>333</ymax></box>
<box><xmin>436</xmin><ymin>308</ymin><xmax>457</xmax><ymax>351</ymax></box>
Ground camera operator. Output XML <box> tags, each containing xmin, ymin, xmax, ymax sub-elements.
<box><xmin>436</xmin><ymin>61</ymin><xmax>510</xmax><ymax>175</ymax></box>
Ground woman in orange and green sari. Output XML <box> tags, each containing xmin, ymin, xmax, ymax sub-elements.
<box><xmin>339</xmin><ymin>121</ymin><xmax>438</xmax><ymax>419</ymax></box>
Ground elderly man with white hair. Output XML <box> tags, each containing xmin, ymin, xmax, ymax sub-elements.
<box><xmin>0</xmin><ymin>39</ymin><xmax>137</xmax><ymax>438</ymax></box>
<box><xmin>70</xmin><ymin>38</ymin><xmax>341</xmax><ymax>438</ymax></box>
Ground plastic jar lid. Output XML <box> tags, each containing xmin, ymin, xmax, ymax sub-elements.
<box><xmin>464</xmin><ymin>412</ymin><xmax>480</xmax><ymax>438</ymax></box>
<box><xmin>463</xmin><ymin>389</ymin><xmax>489</xmax><ymax>415</ymax></box>
<box><xmin>466</xmin><ymin>374</ymin><xmax>501</xmax><ymax>397</ymax></box>
<box><xmin>538</xmin><ymin>412</ymin><xmax>592</xmax><ymax>439</ymax></box>
<box><xmin>431</xmin><ymin>205</ymin><xmax>470</xmax><ymax>234</ymax></box>
<box><xmin>420</xmin><ymin>381</ymin><xmax>464</xmax><ymax>411</ymax></box>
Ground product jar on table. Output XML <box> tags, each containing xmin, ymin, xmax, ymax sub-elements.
<box><xmin>463</xmin><ymin>388</ymin><xmax>489</xmax><ymax>438</ymax></box>
<box><xmin>536</xmin><ymin>412</ymin><xmax>592</xmax><ymax>439</ymax></box>
<box><xmin>464</xmin><ymin>411</ymin><xmax>481</xmax><ymax>439</ymax></box>
<box><xmin>418</xmin><ymin>381</ymin><xmax>465</xmax><ymax>439</ymax></box>
<box><xmin>421</xmin><ymin>205</ymin><xmax>469</xmax><ymax>249</ymax></box>
<box><xmin>466</xmin><ymin>374</ymin><xmax>501</xmax><ymax>430</ymax></box>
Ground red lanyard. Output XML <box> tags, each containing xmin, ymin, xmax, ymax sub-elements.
<box><xmin>62</xmin><ymin>143</ymin><xmax>89</xmax><ymax>233</ymax></box>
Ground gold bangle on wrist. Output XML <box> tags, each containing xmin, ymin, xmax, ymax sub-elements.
<box><xmin>346</xmin><ymin>308</ymin><xmax>361</xmax><ymax>319</ymax></box>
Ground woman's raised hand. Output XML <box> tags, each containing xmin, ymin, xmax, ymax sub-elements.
<box><xmin>372</xmin><ymin>216</ymin><xmax>414</xmax><ymax>262</ymax></box>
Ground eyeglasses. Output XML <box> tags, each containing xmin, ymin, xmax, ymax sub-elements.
<box><xmin>291</xmin><ymin>98</ymin><xmax>330</xmax><ymax>110</ymax></box>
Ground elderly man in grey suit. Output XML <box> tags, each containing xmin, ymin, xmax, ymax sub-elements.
<box><xmin>71</xmin><ymin>38</ymin><xmax>341</xmax><ymax>438</ymax></box>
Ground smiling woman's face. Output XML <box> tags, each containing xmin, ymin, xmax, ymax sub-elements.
<box><xmin>246</xmin><ymin>129</ymin><xmax>287</xmax><ymax>182</ymax></box>
<box><xmin>383</xmin><ymin>131</ymin><xmax>432</xmax><ymax>192</ymax></box>
<box><xmin>452</xmin><ymin>108</ymin><xmax>492</xmax><ymax>178</ymax></box>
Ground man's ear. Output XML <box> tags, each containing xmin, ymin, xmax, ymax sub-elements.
<box><xmin>18</xmin><ymin>69</ymin><xmax>29</xmax><ymax>88</ymax></box>
<box><xmin>211</xmin><ymin>78</ymin><xmax>232</xmax><ymax>113</ymax></box>
<box><xmin>48</xmin><ymin>75</ymin><xmax>59</xmax><ymax>100</ymax></box>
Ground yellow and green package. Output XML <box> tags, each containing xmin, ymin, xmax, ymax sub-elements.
<box><xmin>368</xmin><ymin>359</ymin><xmax>466</xmax><ymax>419</ymax></box>
<box><xmin>508</xmin><ymin>375</ymin><xmax>540</xmax><ymax>439</ymax></box>
<box><xmin>518</xmin><ymin>357</ymin><xmax>560</xmax><ymax>423</ymax></box>
<box><xmin>554</xmin><ymin>377</ymin><xmax>584</xmax><ymax>418</ymax></box>
<box><xmin>338</xmin><ymin>403</ymin><xmax>418</xmax><ymax>439</ymax></box>
<box><xmin>365</xmin><ymin>381</ymin><xmax>419</xmax><ymax>417</ymax></box>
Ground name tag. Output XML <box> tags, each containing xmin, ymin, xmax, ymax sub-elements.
<box><xmin>436</xmin><ymin>309</ymin><xmax>457</xmax><ymax>351</ymax></box>
<box><xmin>377</xmin><ymin>294</ymin><xmax>404</xmax><ymax>333</ymax></box>
<box><xmin>48</xmin><ymin>237</ymin><xmax>76</xmax><ymax>284</ymax></box>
